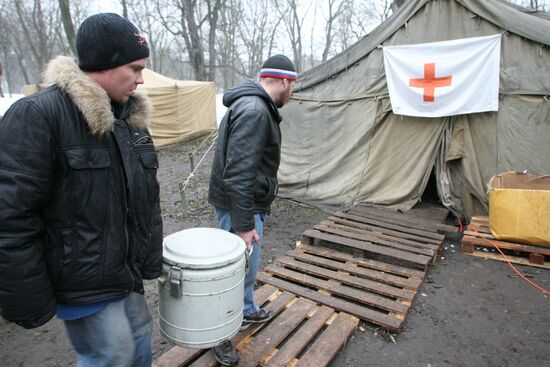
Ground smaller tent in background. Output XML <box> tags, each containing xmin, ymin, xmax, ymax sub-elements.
<box><xmin>138</xmin><ymin>69</ymin><xmax>216</xmax><ymax>148</ymax></box>
<box><xmin>21</xmin><ymin>68</ymin><xmax>217</xmax><ymax>149</ymax></box>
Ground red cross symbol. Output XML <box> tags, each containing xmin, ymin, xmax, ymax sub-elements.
<box><xmin>409</xmin><ymin>63</ymin><xmax>452</xmax><ymax>102</ymax></box>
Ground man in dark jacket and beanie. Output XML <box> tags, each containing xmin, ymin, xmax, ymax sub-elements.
<box><xmin>208</xmin><ymin>55</ymin><xmax>296</xmax><ymax>366</ymax></box>
<box><xmin>0</xmin><ymin>13</ymin><xmax>162</xmax><ymax>367</ymax></box>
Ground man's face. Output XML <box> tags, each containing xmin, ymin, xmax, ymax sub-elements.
<box><xmin>276</xmin><ymin>79</ymin><xmax>296</xmax><ymax>108</ymax></box>
<box><xmin>95</xmin><ymin>58</ymin><xmax>147</xmax><ymax>103</ymax></box>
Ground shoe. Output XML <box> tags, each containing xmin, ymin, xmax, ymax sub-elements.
<box><xmin>212</xmin><ymin>340</ymin><xmax>239</xmax><ymax>366</ymax></box>
<box><xmin>241</xmin><ymin>308</ymin><xmax>274</xmax><ymax>330</ymax></box>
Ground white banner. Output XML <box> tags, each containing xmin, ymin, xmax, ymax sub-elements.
<box><xmin>383</xmin><ymin>34</ymin><xmax>501</xmax><ymax>118</ymax></box>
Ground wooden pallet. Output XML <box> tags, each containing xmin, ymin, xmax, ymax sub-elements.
<box><xmin>302</xmin><ymin>207</ymin><xmax>449</xmax><ymax>268</ymax></box>
<box><xmin>462</xmin><ymin>216</ymin><xmax>550</xmax><ymax>270</ymax></box>
<box><xmin>257</xmin><ymin>243</ymin><xmax>424</xmax><ymax>333</ymax></box>
<box><xmin>354</xmin><ymin>204</ymin><xmax>458</xmax><ymax>234</ymax></box>
<box><xmin>154</xmin><ymin>284</ymin><xmax>359</xmax><ymax>367</ymax></box>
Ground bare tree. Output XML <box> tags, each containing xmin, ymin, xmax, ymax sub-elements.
<box><xmin>390</xmin><ymin>0</ymin><xmax>405</xmax><ymax>14</ymax></box>
<box><xmin>121</xmin><ymin>0</ymin><xmax>129</xmax><ymax>18</ymax></box>
<box><xmin>273</xmin><ymin>0</ymin><xmax>312</xmax><ymax>73</ymax></box>
<box><xmin>206</xmin><ymin>0</ymin><xmax>223</xmax><ymax>81</ymax></box>
<box><xmin>0</xmin><ymin>62</ymin><xmax>4</xmax><ymax>97</ymax></box>
<box><xmin>333</xmin><ymin>0</ymin><xmax>385</xmax><ymax>53</ymax></box>
<box><xmin>127</xmin><ymin>0</ymin><xmax>170</xmax><ymax>73</ymax></box>
<box><xmin>217</xmin><ymin>0</ymin><xmax>241</xmax><ymax>89</ymax></box>
<box><xmin>321</xmin><ymin>0</ymin><xmax>347</xmax><ymax>62</ymax></box>
<box><xmin>58</xmin><ymin>0</ymin><xmax>76</xmax><ymax>55</ymax></box>
<box><xmin>157</xmin><ymin>0</ymin><xmax>223</xmax><ymax>81</ymax></box>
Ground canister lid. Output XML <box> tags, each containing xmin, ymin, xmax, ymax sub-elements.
<box><xmin>162</xmin><ymin>228</ymin><xmax>246</xmax><ymax>269</ymax></box>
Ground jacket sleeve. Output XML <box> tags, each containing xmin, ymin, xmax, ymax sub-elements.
<box><xmin>223</xmin><ymin>108</ymin><xmax>270</xmax><ymax>232</ymax></box>
<box><xmin>0</xmin><ymin>100</ymin><xmax>56</xmax><ymax>328</ymax></box>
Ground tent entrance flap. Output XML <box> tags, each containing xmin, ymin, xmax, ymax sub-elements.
<box><xmin>422</xmin><ymin>167</ymin><xmax>440</xmax><ymax>203</ymax></box>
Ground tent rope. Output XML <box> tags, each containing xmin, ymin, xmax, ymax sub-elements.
<box><xmin>179</xmin><ymin>131</ymin><xmax>218</xmax><ymax>194</ymax></box>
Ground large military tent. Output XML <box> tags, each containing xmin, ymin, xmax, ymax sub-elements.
<box><xmin>278</xmin><ymin>0</ymin><xmax>550</xmax><ymax>219</ymax></box>
<box><xmin>138</xmin><ymin>69</ymin><xmax>216</xmax><ymax>148</ymax></box>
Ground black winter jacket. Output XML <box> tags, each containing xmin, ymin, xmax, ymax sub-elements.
<box><xmin>208</xmin><ymin>80</ymin><xmax>282</xmax><ymax>232</ymax></box>
<box><xmin>0</xmin><ymin>56</ymin><xmax>163</xmax><ymax>329</ymax></box>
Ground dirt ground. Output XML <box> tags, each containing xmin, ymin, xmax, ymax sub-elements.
<box><xmin>1</xmin><ymin>138</ymin><xmax>549</xmax><ymax>367</ymax></box>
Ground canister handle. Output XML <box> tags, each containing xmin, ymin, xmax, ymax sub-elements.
<box><xmin>168</xmin><ymin>266</ymin><xmax>183</xmax><ymax>298</ymax></box>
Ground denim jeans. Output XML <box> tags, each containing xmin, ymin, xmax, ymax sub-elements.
<box><xmin>63</xmin><ymin>292</ymin><xmax>152</xmax><ymax>367</ymax></box>
<box><xmin>215</xmin><ymin>207</ymin><xmax>264</xmax><ymax>317</ymax></box>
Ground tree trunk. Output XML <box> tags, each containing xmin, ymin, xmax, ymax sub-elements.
<box><xmin>207</xmin><ymin>0</ymin><xmax>223</xmax><ymax>82</ymax></box>
<box><xmin>121</xmin><ymin>0</ymin><xmax>129</xmax><ymax>18</ymax></box>
<box><xmin>58</xmin><ymin>0</ymin><xmax>76</xmax><ymax>55</ymax></box>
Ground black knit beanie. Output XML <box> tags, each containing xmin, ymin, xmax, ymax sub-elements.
<box><xmin>259</xmin><ymin>55</ymin><xmax>297</xmax><ymax>80</ymax></box>
<box><xmin>76</xmin><ymin>13</ymin><xmax>150</xmax><ymax>72</ymax></box>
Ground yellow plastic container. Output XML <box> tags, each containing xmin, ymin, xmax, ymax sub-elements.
<box><xmin>488</xmin><ymin>172</ymin><xmax>550</xmax><ymax>248</ymax></box>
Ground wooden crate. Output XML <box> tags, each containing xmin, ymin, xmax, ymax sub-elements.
<box><xmin>257</xmin><ymin>243</ymin><xmax>424</xmax><ymax>333</ymax></box>
<box><xmin>462</xmin><ymin>216</ymin><xmax>550</xmax><ymax>269</ymax></box>
<box><xmin>154</xmin><ymin>284</ymin><xmax>358</xmax><ymax>367</ymax></box>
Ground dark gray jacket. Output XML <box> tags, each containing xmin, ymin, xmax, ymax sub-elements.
<box><xmin>0</xmin><ymin>56</ymin><xmax>162</xmax><ymax>329</ymax></box>
<box><xmin>208</xmin><ymin>80</ymin><xmax>282</xmax><ymax>231</ymax></box>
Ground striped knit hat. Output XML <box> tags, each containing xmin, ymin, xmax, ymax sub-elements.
<box><xmin>259</xmin><ymin>55</ymin><xmax>297</xmax><ymax>81</ymax></box>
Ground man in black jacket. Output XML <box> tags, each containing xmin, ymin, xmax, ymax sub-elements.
<box><xmin>208</xmin><ymin>55</ymin><xmax>296</xmax><ymax>366</ymax></box>
<box><xmin>0</xmin><ymin>13</ymin><xmax>162</xmax><ymax>367</ymax></box>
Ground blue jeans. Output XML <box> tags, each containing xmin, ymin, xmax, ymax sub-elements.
<box><xmin>63</xmin><ymin>292</ymin><xmax>152</xmax><ymax>367</ymax></box>
<box><xmin>215</xmin><ymin>207</ymin><xmax>264</xmax><ymax>317</ymax></box>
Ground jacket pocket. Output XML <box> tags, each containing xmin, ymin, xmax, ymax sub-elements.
<box><xmin>65</xmin><ymin>148</ymin><xmax>111</xmax><ymax>169</ymax></box>
<box><xmin>254</xmin><ymin>174</ymin><xmax>277</xmax><ymax>204</ymax></box>
<box><xmin>64</xmin><ymin>148</ymin><xmax>111</xmax><ymax>212</ymax></box>
<box><xmin>139</xmin><ymin>151</ymin><xmax>159</xmax><ymax>205</ymax></box>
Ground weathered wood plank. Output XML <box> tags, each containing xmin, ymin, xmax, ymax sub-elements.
<box><xmin>333</xmin><ymin>211</ymin><xmax>444</xmax><ymax>241</ymax></box>
<box><xmin>303</xmin><ymin>229</ymin><xmax>431</xmax><ymax>267</ymax></box>
<box><xmin>462</xmin><ymin>246</ymin><xmax>550</xmax><ymax>270</ymax></box>
<box><xmin>238</xmin><ymin>298</ymin><xmax>315</xmax><ymax>365</ymax></box>
<box><xmin>286</xmin><ymin>249</ymin><xmax>422</xmax><ymax>289</ymax></box>
<box><xmin>271</xmin><ymin>258</ymin><xmax>415</xmax><ymax>302</ymax></box>
<box><xmin>470</xmin><ymin>216</ymin><xmax>489</xmax><ymax>226</ymax></box>
<box><xmin>315</xmin><ymin>223</ymin><xmax>436</xmax><ymax>256</ymax></box>
<box><xmin>153</xmin><ymin>348</ymin><xmax>201</xmax><ymax>367</ymax></box>
<box><xmin>257</xmin><ymin>272</ymin><xmax>403</xmax><ymax>332</ymax></box>
<box><xmin>296</xmin><ymin>243</ymin><xmax>425</xmax><ymax>279</ymax></box>
<box><xmin>351</xmin><ymin>205</ymin><xmax>457</xmax><ymax>233</ymax></box>
<box><xmin>265</xmin><ymin>263</ymin><xmax>411</xmax><ymax>314</ymax></box>
<box><xmin>263</xmin><ymin>306</ymin><xmax>334</xmax><ymax>367</ymax></box>
<box><xmin>328</xmin><ymin>215</ymin><xmax>441</xmax><ymax>246</ymax></box>
<box><xmin>321</xmin><ymin>220</ymin><xmax>440</xmax><ymax>251</ymax></box>
<box><xmin>462</xmin><ymin>235</ymin><xmax>550</xmax><ymax>256</ymax></box>
<box><xmin>295</xmin><ymin>313</ymin><xmax>359</xmax><ymax>367</ymax></box>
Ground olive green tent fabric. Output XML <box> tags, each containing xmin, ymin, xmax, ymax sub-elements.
<box><xmin>137</xmin><ymin>69</ymin><xmax>216</xmax><ymax>148</ymax></box>
<box><xmin>278</xmin><ymin>0</ymin><xmax>550</xmax><ymax>218</ymax></box>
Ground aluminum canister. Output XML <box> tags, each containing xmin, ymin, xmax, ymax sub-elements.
<box><xmin>158</xmin><ymin>228</ymin><xmax>246</xmax><ymax>349</ymax></box>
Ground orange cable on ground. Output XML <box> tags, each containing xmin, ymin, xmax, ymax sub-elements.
<box><xmin>468</xmin><ymin>226</ymin><xmax>550</xmax><ymax>296</ymax></box>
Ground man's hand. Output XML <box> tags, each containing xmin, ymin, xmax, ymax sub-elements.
<box><xmin>236</xmin><ymin>229</ymin><xmax>259</xmax><ymax>251</ymax></box>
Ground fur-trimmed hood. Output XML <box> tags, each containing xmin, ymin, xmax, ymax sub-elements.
<box><xmin>43</xmin><ymin>56</ymin><xmax>152</xmax><ymax>136</ymax></box>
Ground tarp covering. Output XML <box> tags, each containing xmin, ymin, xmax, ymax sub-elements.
<box><xmin>137</xmin><ymin>69</ymin><xmax>216</xmax><ymax>148</ymax></box>
<box><xmin>278</xmin><ymin>0</ymin><xmax>550</xmax><ymax>219</ymax></box>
